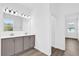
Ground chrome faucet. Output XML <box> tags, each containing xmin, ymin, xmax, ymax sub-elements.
<box><xmin>25</xmin><ymin>33</ymin><xmax>27</xmax><ymax>35</ymax></box>
<box><xmin>10</xmin><ymin>33</ymin><xmax>14</xmax><ymax>36</ymax></box>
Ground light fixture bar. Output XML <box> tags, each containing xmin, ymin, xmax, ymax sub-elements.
<box><xmin>3</xmin><ymin>7</ymin><xmax>31</xmax><ymax>19</ymax></box>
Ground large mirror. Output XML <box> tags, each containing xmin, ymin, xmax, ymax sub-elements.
<box><xmin>3</xmin><ymin>13</ymin><xmax>23</xmax><ymax>31</ymax></box>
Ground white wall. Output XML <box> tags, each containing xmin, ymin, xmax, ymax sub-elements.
<box><xmin>60</xmin><ymin>3</ymin><xmax>79</xmax><ymax>39</ymax></box>
<box><xmin>50</xmin><ymin>4</ymin><xmax>65</xmax><ymax>50</ymax></box>
<box><xmin>29</xmin><ymin>4</ymin><xmax>51</xmax><ymax>55</ymax></box>
<box><xmin>50</xmin><ymin>3</ymin><xmax>79</xmax><ymax>50</ymax></box>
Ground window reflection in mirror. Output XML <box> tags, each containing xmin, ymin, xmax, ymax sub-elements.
<box><xmin>3</xmin><ymin>19</ymin><xmax>13</xmax><ymax>31</ymax></box>
<box><xmin>67</xmin><ymin>27</ymin><xmax>75</xmax><ymax>33</ymax></box>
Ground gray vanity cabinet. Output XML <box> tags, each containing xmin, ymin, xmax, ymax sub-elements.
<box><xmin>14</xmin><ymin>37</ymin><xmax>23</xmax><ymax>54</ymax></box>
<box><xmin>29</xmin><ymin>35</ymin><xmax>35</xmax><ymax>48</ymax></box>
<box><xmin>23</xmin><ymin>35</ymin><xmax>35</xmax><ymax>51</ymax></box>
<box><xmin>23</xmin><ymin>36</ymin><xmax>30</xmax><ymax>50</ymax></box>
<box><xmin>1</xmin><ymin>38</ymin><xmax>15</xmax><ymax>56</ymax></box>
<box><xmin>1</xmin><ymin>35</ymin><xmax>35</xmax><ymax>56</ymax></box>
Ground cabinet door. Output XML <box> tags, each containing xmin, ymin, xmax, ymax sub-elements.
<box><xmin>14</xmin><ymin>37</ymin><xmax>23</xmax><ymax>54</ymax></box>
<box><xmin>29</xmin><ymin>35</ymin><xmax>35</xmax><ymax>48</ymax></box>
<box><xmin>24</xmin><ymin>36</ymin><xmax>30</xmax><ymax>50</ymax></box>
<box><xmin>1</xmin><ymin>38</ymin><xmax>15</xmax><ymax>56</ymax></box>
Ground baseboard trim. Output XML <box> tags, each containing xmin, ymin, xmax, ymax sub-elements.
<box><xmin>65</xmin><ymin>37</ymin><xmax>78</xmax><ymax>40</ymax></box>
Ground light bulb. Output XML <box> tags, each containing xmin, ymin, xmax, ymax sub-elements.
<box><xmin>6</xmin><ymin>8</ymin><xmax>9</xmax><ymax>13</ymax></box>
<box><xmin>22</xmin><ymin>15</ymin><xmax>24</xmax><ymax>17</ymax></box>
<box><xmin>9</xmin><ymin>9</ymin><xmax>11</xmax><ymax>13</ymax></box>
<box><xmin>5</xmin><ymin>8</ymin><xmax>8</xmax><ymax>12</ymax></box>
<box><xmin>3</xmin><ymin>7</ymin><xmax>9</xmax><ymax>13</ymax></box>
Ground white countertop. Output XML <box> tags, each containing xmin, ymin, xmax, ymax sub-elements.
<box><xmin>0</xmin><ymin>34</ymin><xmax>33</xmax><ymax>39</ymax></box>
<box><xmin>0</xmin><ymin>31</ymin><xmax>34</xmax><ymax>39</ymax></box>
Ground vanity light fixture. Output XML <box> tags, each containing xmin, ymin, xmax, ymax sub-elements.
<box><xmin>3</xmin><ymin>7</ymin><xmax>31</xmax><ymax>19</ymax></box>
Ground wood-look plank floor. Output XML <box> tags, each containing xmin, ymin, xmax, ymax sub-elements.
<box><xmin>18</xmin><ymin>38</ymin><xmax>79</xmax><ymax>56</ymax></box>
<box><xmin>52</xmin><ymin>38</ymin><xmax>79</xmax><ymax>56</ymax></box>
<box><xmin>64</xmin><ymin>38</ymin><xmax>79</xmax><ymax>56</ymax></box>
<box><xmin>18</xmin><ymin>49</ymin><xmax>47</xmax><ymax>56</ymax></box>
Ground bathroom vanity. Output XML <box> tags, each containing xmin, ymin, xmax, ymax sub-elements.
<box><xmin>0</xmin><ymin>5</ymin><xmax>34</xmax><ymax>56</ymax></box>
<box><xmin>1</xmin><ymin>35</ymin><xmax>35</xmax><ymax>56</ymax></box>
